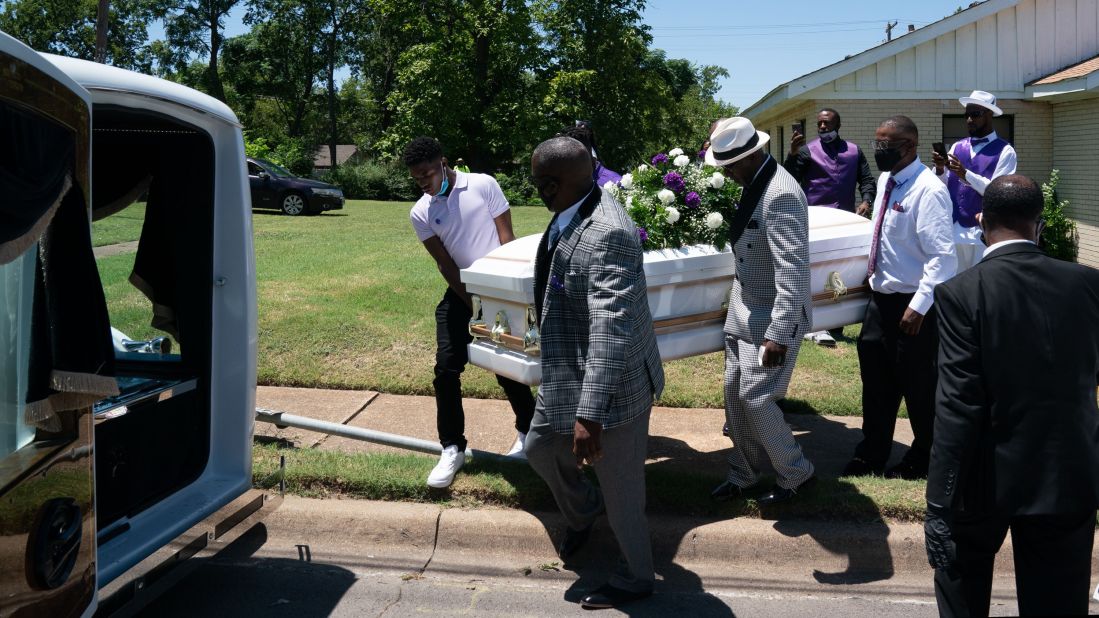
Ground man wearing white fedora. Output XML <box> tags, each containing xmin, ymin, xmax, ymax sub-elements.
<box><xmin>706</xmin><ymin>117</ymin><xmax>816</xmax><ymax>506</ymax></box>
<box><xmin>932</xmin><ymin>90</ymin><xmax>1017</xmax><ymax>272</ymax></box>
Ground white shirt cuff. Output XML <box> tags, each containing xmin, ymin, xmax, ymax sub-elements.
<box><xmin>909</xmin><ymin>292</ymin><xmax>933</xmax><ymax>316</ymax></box>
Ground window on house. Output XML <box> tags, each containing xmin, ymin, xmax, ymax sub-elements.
<box><xmin>942</xmin><ymin>114</ymin><xmax>1014</xmax><ymax>149</ymax></box>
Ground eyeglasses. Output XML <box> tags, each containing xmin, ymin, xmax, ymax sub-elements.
<box><xmin>871</xmin><ymin>139</ymin><xmax>909</xmax><ymax>151</ymax></box>
<box><xmin>965</xmin><ymin>109</ymin><xmax>987</xmax><ymax>119</ymax></box>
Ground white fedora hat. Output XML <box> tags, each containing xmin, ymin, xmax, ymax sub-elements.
<box><xmin>959</xmin><ymin>90</ymin><xmax>1003</xmax><ymax>116</ymax></box>
<box><xmin>705</xmin><ymin>117</ymin><xmax>770</xmax><ymax>167</ymax></box>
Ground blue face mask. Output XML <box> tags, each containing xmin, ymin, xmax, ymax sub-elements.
<box><xmin>435</xmin><ymin>164</ymin><xmax>449</xmax><ymax>196</ymax></box>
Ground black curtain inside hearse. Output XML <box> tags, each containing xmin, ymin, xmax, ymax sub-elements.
<box><xmin>90</xmin><ymin>107</ymin><xmax>215</xmax><ymax>532</ymax></box>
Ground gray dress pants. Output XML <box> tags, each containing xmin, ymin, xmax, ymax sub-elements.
<box><xmin>524</xmin><ymin>396</ymin><xmax>654</xmax><ymax>593</ymax></box>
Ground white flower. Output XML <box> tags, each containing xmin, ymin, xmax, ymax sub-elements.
<box><xmin>603</xmin><ymin>180</ymin><xmax>617</xmax><ymax>192</ymax></box>
<box><xmin>709</xmin><ymin>172</ymin><xmax>725</xmax><ymax>189</ymax></box>
<box><xmin>657</xmin><ymin>189</ymin><xmax>675</xmax><ymax>205</ymax></box>
<box><xmin>673</xmin><ymin>154</ymin><xmax>690</xmax><ymax>167</ymax></box>
<box><xmin>620</xmin><ymin>173</ymin><xmax>633</xmax><ymax>189</ymax></box>
<box><xmin>665</xmin><ymin>207</ymin><xmax>681</xmax><ymax>224</ymax></box>
<box><xmin>668</xmin><ymin>147</ymin><xmax>684</xmax><ymax>157</ymax></box>
<box><xmin>705</xmin><ymin>212</ymin><xmax>724</xmax><ymax>229</ymax></box>
<box><xmin>638</xmin><ymin>164</ymin><xmax>648</xmax><ymax>172</ymax></box>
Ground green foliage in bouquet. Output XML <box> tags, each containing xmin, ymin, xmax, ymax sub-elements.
<box><xmin>607</xmin><ymin>148</ymin><xmax>741</xmax><ymax>251</ymax></box>
<box><xmin>1040</xmin><ymin>169</ymin><xmax>1078</xmax><ymax>262</ymax></box>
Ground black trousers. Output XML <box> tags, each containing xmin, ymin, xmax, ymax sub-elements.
<box><xmin>434</xmin><ymin>288</ymin><xmax>535</xmax><ymax>451</ymax></box>
<box><xmin>854</xmin><ymin>291</ymin><xmax>938</xmax><ymax>470</ymax></box>
<box><xmin>934</xmin><ymin>510</ymin><xmax>1096</xmax><ymax>617</ymax></box>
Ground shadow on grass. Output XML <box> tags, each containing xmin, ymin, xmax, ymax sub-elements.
<box><xmin>639</xmin><ymin>402</ymin><xmax>901</xmax><ymax>586</ymax></box>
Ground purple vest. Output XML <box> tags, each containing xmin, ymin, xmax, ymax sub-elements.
<box><xmin>947</xmin><ymin>138</ymin><xmax>1008</xmax><ymax>228</ymax></box>
<box><xmin>595</xmin><ymin>162</ymin><xmax>621</xmax><ymax>186</ymax></box>
<box><xmin>804</xmin><ymin>138</ymin><xmax>860</xmax><ymax>210</ymax></box>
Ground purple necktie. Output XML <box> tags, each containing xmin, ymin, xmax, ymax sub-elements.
<box><xmin>866</xmin><ymin>177</ymin><xmax>896</xmax><ymax>278</ymax></box>
<box><xmin>970</xmin><ymin>138</ymin><xmax>989</xmax><ymax>146</ymax></box>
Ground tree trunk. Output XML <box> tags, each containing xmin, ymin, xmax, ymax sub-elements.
<box><xmin>206</xmin><ymin>6</ymin><xmax>227</xmax><ymax>102</ymax></box>
<box><xmin>95</xmin><ymin>0</ymin><xmax>110</xmax><ymax>63</ymax></box>
<box><xmin>327</xmin><ymin>61</ymin><xmax>337</xmax><ymax>171</ymax></box>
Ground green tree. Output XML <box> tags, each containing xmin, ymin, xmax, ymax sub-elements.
<box><xmin>368</xmin><ymin>0</ymin><xmax>544</xmax><ymax>171</ymax></box>
<box><xmin>0</xmin><ymin>0</ymin><xmax>157</xmax><ymax>70</ymax></box>
<box><xmin>152</xmin><ymin>0</ymin><xmax>241</xmax><ymax>101</ymax></box>
<box><xmin>534</xmin><ymin>0</ymin><xmax>679</xmax><ymax>170</ymax></box>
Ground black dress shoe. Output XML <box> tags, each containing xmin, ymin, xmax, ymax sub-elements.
<box><xmin>757</xmin><ymin>476</ymin><xmax>815</xmax><ymax>507</ymax></box>
<box><xmin>557</xmin><ymin>523</ymin><xmax>594</xmax><ymax>560</ymax></box>
<box><xmin>580</xmin><ymin>583</ymin><xmax>653</xmax><ymax>609</ymax></box>
<box><xmin>841</xmin><ymin>457</ymin><xmax>883</xmax><ymax>478</ymax></box>
<box><xmin>885</xmin><ymin>458</ymin><xmax>928</xmax><ymax>480</ymax></box>
<box><xmin>710</xmin><ymin>480</ymin><xmax>746</xmax><ymax>502</ymax></box>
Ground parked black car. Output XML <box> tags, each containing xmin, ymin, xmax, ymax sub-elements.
<box><xmin>246</xmin><ymin>157</ymin><xmax>344</xmax><ymax>215</ymax></box>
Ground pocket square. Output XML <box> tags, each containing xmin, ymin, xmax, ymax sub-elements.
<box><xmin>747</xmin><ymin>219</ymin><xmax>760</xmax><ymax>229</ymax></box>
<box><xmin>891</xmin><ymin>202</ymin><xmax>905</xmax><ymax>212</ymax></box>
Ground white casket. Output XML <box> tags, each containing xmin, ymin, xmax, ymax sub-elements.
<box><xmin>461</xmin><ymin>206</ymin><xmax>873</xmax><ymax>385</ymax></box>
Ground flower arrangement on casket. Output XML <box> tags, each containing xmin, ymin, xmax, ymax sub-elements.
<box><xmin>459</xmin><ymin>145</ymin><xmax>875</xmax><ymax>386</ymax></box>
<box><xmin>605</xmin><ymin>148</ymin><xmax>742</xmax><ymax>251</ymax></box>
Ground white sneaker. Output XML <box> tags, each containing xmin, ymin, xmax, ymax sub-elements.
<box><xmin>506</xmin><ymin>432</ymin><xmax>527</xmax><ymax>459</ymax></box>
<box><xmin>427</xmin><ymin>445</ymin><xmax>465</xmax><ymax>488</ymax></box>
<box><xmin>804</xmin><ymin>330</ymin><xmax>836</xmax><ymax>348</ymax></box>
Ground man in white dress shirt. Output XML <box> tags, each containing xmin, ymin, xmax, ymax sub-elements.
<box><xmin>843</xmin><ymin>116</ymin><xmax>957</xmax><ymax>481</ymax></box>
<box><xmin>932</xmin><ymin>90</ymin><xmax>1017</xmax><ymax>272</ymax></box>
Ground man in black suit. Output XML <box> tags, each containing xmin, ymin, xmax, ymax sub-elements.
<box><xmin>925</xmin><ymin>174</ymin><xmax>1099</xmax><ymax>617</ymax></box>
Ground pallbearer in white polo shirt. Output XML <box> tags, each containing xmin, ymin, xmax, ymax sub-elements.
<box><xmin>932</xmin><ymin>90</ymin><xmax>1018</xmax><ymax>272</ymax></box>
<box><xmin>404</xmin><ymin>137</ymin><xmax>536</xmax><ymax>489</ymax></box>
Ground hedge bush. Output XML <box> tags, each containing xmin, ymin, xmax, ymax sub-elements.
<box><xmin>1040</xmin><ymin>170</ymin><xmax>1078</xmax><ymax>262</ymax></box>
<box><xmin>321</xmin><ymin>162</ymin><xmax>419</xmax><ymax>201</ymax></box>
<box><xmin>494</xmin><ymin>171</ymin><xmax>539</xmax><ymax>206</ymax></box>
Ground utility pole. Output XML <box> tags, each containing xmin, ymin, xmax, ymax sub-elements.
<box><xmin>885</xmin><ymin>20</ymin><xmax>898</xmax><ymax>42</ymax></box>
<box><xmin>95</xmin><ymin>0</ymin><xmax>110</xmax><ymax>63</ymax></box>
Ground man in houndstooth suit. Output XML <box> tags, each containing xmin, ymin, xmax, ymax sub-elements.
<box><xmin>524</xmin><ymin>137</ymin><xmax>665</xmax><ymax>610</ymax></box>
<box><xmin>704</xmin><ymin>117</ymin><xmax>816</xmax><ymax>506</ymax></box>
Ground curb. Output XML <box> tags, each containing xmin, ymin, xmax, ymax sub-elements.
<box><xmin>268</xmin><ymin>496</ymin><xmax>1065</xmax><ymax>577</ymax></box>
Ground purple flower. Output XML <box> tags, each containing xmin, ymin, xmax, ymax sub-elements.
<box><xmin>638</xmin><ymin>227</ymin><xmax>648</xmax><ymax>242</ymax></box>
<box><xmin>685</xmin><ymin>191</ymin><xmax>701</xmax><ymax>208</ymax></box>
<box><xmin>550</xmin><ymin>274</ymin><xmax>564</xmax><ymax>290</ymax></box>
<box><xmin>697</xmin><ymin>149</ymin><xmax>707</xmax><ymax>160</ymax></box>
<box><xmin>651</xmin><ymin>153</ymin><xmax>669</xmax><ymax>166</ymax></box>
<box><xmin>663</xmin><ymin>171</ymin><xmax>686</xmax><ymax>194</ymax></box>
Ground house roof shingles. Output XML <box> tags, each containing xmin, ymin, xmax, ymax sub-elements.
<box><xmin>1028</xmin><ymin>54</ymin><xmax>1099</xmax><ymax>86</ymax></box>
<box><xmin>314</xmin><ymin>144</ymin><xmax>359</xmax><ymax>167</ymax></box>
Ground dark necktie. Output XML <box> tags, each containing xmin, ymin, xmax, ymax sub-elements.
<box><xmin>866</xmin><ymin>176</ymin><xmax>897</xmax><ymax>278</ymax></box>
<box><xmin>970</xmin><ymin>138</ymin><xmax>989</xmax><ymax>146</ymax></box>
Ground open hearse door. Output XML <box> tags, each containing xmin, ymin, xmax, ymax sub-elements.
<box><xmin>1</xmin><ymin>30</ymin><xmax>264</xmax><ymax>616</ymax></box>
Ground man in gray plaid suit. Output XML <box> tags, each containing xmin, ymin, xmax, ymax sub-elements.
<box><xmin>704</xmin><ymin>117</ymin><xmax>816</xmax><ymax>506</ymax></box>
<box><xmin>524</xmin><ymin>137</ymin><xmax>665</xmax><ymax>610</ymax></box>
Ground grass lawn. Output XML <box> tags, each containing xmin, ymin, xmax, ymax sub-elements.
<box><xmin>253</xmin><ymin>443</ymin><xmax>928</xmax><ymax>522</ymax></box>
<box><xmin>92</xmin><ymin>202</ymin><xmax>146</xmax><ymax>246</ymax></box>
<box><xmin>93</xmin><ymin>199</ymin><xmax>879</xmax><ymax>415</ymax></box>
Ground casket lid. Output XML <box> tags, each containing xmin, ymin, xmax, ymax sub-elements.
<box><xmin>807</xmin><ymin>207</ymin><xmax>872</xmax><ymax>254</ymax></box>
<box><xmin>460</xmin><ymin>234</ymin><xmax>539</xmax><ymax>292</ymax></box>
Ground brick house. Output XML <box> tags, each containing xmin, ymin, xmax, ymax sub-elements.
<box><xmin>744</xmin><ymin>0</ymin><xmax>1099</xmax><ymax>265</ymax></box>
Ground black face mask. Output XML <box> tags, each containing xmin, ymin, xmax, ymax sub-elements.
<box><xmin>874</xmin><ymin>147</ymin><xmax>904</xmax><ymax>173</ymax></box>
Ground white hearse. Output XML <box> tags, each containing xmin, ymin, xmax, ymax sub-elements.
<box><xmin>0</xmin><ymin>31</ymin><xmax>264</xmax><ymax>616</ymax></box>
